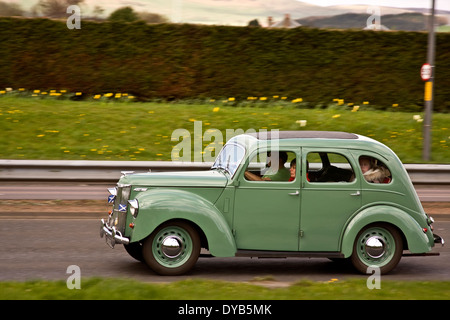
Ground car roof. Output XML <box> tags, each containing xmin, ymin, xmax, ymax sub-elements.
<box><xmin>247</xmin><ymin>131</ymin><xmax>359</xmax><ymax>140</ymax></box>
<box><xmin>236</xmin><ymin>130</ymin><xmax>392</xmax><ymax>157</ymax></box>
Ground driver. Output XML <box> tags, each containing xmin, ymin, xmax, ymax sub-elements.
<box><xmin>245</xmin><ymin>151</ymin><xmax>290</xmax><ymax>181</ymax></box>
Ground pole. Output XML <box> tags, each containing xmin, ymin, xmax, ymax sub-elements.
<box><xmin>422</xmin><ymin>0</ymin><xmax>436</xmax><ymax>161</ymax></box>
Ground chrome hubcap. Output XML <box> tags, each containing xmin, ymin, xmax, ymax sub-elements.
<box><xmin>161</xmin><ymin>235</ymin><xmax>184</xmax><ymax>258</ymax></box>
<box><xmin>365</xmin><ymin>236</ymin><xmax>386</xmax><ymax>259</ymax></box>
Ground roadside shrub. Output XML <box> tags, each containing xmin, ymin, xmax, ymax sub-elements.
<box><xmin>0</xmin><ymin>18</ymin><xmax>448</xmax><ymax>111</ymax></box>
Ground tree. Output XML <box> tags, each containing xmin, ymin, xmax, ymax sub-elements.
<box><xmin>247</xmin><ymin>19</ymin><xmax>261</xmax><ymax>27</ymax></box>
<box><xmin>35</xmin><ymin>0</ymin><xmax>84</xmax><ymax>18</ymax></box>
<box><xmin>108</xmin><ymin>6</ymin><xmax>138</xmax><ymax>23</ymax></box>
<box><xmin>0</xmin><ymin>1</ymin><xmax>24</xmax><ymax>16</ymax></box>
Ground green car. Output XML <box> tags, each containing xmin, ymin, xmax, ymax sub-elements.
<box><xmin>100</xmin><ymin>131</ymin><xmax>443</xmax><ymax>275</ymax></box>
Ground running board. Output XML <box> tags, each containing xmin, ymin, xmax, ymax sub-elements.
<box><xmin>235</xmin><ymin>250</ymin><xmax>344</xmax><ymax>259</ymax></box>
<box><xmin>402</xmin><ymin>252</ymin><xmax>440</xmax><ymax>257</ymax></box>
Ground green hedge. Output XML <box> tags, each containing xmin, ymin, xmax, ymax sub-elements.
<box><xmin>0</xmin><ymin>18</ymin><xmax>449</xmax><ymax>111</ymax></box>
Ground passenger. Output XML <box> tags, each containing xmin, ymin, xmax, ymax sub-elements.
<box><xmin>289</xmin><ymin>159</ymin><xmax>296</xmax><ymax>181</ymax></box>
<box><xmin>359</xmin><ymin>156</ymin><xmax>390</xmax><ymax>183</ymax></box>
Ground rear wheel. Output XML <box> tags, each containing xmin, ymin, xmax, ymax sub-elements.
<box><xmin>143</xmin><ymin>221</ymin><xmax>201</xmax><ymax>276</ymax></box>
<box><xmin>351</xmin><ymin>223</ymin><xmax>403</xmax><ymax>275</ymax></box>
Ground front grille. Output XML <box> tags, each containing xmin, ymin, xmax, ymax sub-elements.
<box><xmin>111</xmin><ymin>184</ymin><xmax>131</xmax><ymax>234</ymax></box>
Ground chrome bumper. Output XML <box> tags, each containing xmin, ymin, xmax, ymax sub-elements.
<box><xmin>434</xmin><ymin>233</ymin><xmax>445</xmax><ymax>246</ymax></box>
<box><xmin>100</xmin><ymin>218</ymin><xmax>130</xmax><ymax>248</ymax></box>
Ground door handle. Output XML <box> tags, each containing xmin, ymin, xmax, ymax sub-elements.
<box><xmin>289</xmin><ymin>191</ymin><xmax>300</xmax><ymax>196</ymax></box>
<box><xmin>351</xmin><ymin>191</ymin><xmax>361</xmax><ymax>196</ymax></box>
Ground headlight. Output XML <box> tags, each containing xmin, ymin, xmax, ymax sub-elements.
<box><xmin>128</xmin><ymin>199</ymin><xmax>139</xmax><ymax>218</ymax></box>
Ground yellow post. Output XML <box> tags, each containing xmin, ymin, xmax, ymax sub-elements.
<box><xmin>424</xmin><ymin>81</ymin><xmax>433</xmax><ymax>101</ymax></box>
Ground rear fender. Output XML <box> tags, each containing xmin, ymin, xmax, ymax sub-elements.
<box><xmin>129</xmin><ymin>188</ymin><xmax>236</xmax><ymax>257</ymax></box>
<box><xmin>341</xmin><ymin>205</ymin><xmax>432</xmax><ymax>258</ymax></box>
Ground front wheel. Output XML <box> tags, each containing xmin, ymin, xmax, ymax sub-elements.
<box><xmin>142</xmin><ymin>221</ymin><xmax>201</xmax><ymax>276</ymax></box>
<box><xmin>351</xmin><ymin>223</ymin><xmax>403</xmax><ymax>275</ymax></box>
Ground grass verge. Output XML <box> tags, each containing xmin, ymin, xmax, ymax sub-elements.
<box><xmin>1</xmin><ymin>278</ymin><xmax>449</xmax><ymax>300</ymax></box>
<box><xmin>1</xmin><ymin>96</ymin><xmax>449</xmax><ymax>163</ymax></box>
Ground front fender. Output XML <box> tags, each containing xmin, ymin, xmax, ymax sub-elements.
<box><xmin>341</xmin><ymin>205</ymin><xmax>432</xmax><ymax>258</ymax></box>
<box><xmin>129</xmin><ymin>188</ymin><xmax>236</xmax><ymax>257</ymax></box>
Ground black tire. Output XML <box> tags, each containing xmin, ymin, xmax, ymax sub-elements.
<box><xmin>123</xmin><ymin>242</ymin><xmax>144</xmax><ymax>262</ymax></box>
<box><xmin>142</xmin><ymin>221</ymin><xmax>201</xmax><ymax>276</ymax></box>
<box><xmin>351</xmin><ymin>223</ymin><xmax>403</xmax><ymax>275</ymax></box>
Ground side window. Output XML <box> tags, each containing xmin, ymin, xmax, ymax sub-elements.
<box><xmin>306</xmin><ymin>152</ymin><xmax>354</xmax><ymax>183</ymax></box>
<box><xmin>358</xmin><ymin>155</ymin><xmax>392</xmax><ymax>184</ymax></box>
<box><xmin>244</xmin><ymin>150</ymin><xmax>296</xmax><ymax>182</ymax></box>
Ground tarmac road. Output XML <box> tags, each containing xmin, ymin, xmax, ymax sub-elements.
<box><xmin>0</xmin><ymin>217</ymin><xmax>448</xmax><ymax>283</ymax></box>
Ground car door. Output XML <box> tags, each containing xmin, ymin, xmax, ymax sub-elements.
<box><xmin>299</xmin><ymin>148</ymin><xmax>361</xmax><ymax>252</ymax></box>
<box><xmin>233</xmin><ymin>148</ymin><xmax>301</xmax><ymax>251</ymax></box>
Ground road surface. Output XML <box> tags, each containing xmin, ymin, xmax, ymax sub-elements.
<box><xmin>0</xmin><ymin>217</ymin><xmax>447</xmax><ymax>283</ymax></box>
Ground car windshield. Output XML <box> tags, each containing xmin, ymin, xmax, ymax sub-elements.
<box><xmin>211</xmin><ymin>143</ymin><xmax>245</xmax><ymax>177</ymax></box>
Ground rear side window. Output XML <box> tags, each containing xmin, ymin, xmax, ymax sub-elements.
<box><xmin>358</xmin><ymin>155</ymin><xmax>392</xmax><ymax>184</ymax></box>
<box><xmin>307</xmin><ymin>152</ymin><xmax>354</xmax><ymax>183</ymax></box>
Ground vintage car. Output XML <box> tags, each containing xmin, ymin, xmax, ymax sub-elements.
<box><xmin>100</xmin><ymin>131</ymin><xmax>443</xmax><ymax>275</ymax></box>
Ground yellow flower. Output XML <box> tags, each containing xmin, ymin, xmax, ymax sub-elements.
<box><xmin>363</xmin><ymin>101</ymin><xmax>369</xmax><ymax>105</ymax></box>
<box><xmin>94</xmin><ymin>94</ymin><xmax>101</xmax><ymax>99</ymax></box>
<box><xmin>351</xmin><ymin>105</ymin><xmax>360</xmax><ymax>112</ymax></box>
<box><xmin>213</xmin><ymin>107</ymin><xmax>220</xmax><ymax>112</ymax></box>
<box><xmin>392</xmin><ymin>103</ymin><xmax>398</xmax><ymax>107</ymax></box>
<box><xmin>259</xmin><ymin>97</ymin><xmax>267</xmax><ymax>101</ymax></box>
<box><xmin>332</xmin><ymin>114</ymin><xmax>341</xmax><ymax>119</ymax></box>
<box><xmin>228</xmin><ymin>97</ymin><xmax>235</xmax><ymax>101</ymax></box>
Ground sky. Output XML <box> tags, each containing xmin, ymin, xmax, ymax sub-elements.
<box><xmin>8</xmin><ymin>0</ymin><xmax>450</xmax><ymax>26</ymax></box>
<box><xmin>300</xmin><ymin>0</ymin><xmax>450</xmax><ymax>11</ymax></box>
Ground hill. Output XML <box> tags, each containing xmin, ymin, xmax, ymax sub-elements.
<box><xmin>297</xmin><ymin>12</ymin><xmax>448</xmax><ymax>31</ymax></box>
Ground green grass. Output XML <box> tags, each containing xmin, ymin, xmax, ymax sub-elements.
<box><xmin>1</xmin><ymin>96</ymin><xmax>449</xmax><ymax>163</ymax></box>
<box><xmin>1</xmin><ymin>278</ymin><xmax>449</xmax><ymax>300</ymax></box>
